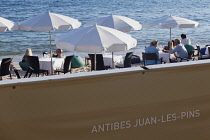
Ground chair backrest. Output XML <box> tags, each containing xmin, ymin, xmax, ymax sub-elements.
<box><xmin>88</xmin><ymin>54</ymin><xmax>105</xmax><ymax>71</ymax></box>
<box><xmin>196</xmin><ymin>45</ymin><xmax>201</xmax><ymax>56</ymax></box>
<box><xmin>0</xmin><ymin>58</ymin><xmax>13</xmax><ymax>76</ymax></box>
<box><xmin>124</xmin><ymin>52</ymin><xmax>133</xmax><ymax>68</ymax></box>
<box><xmin>63</xmin><ymin>55</ymin><xmax>74</xmax><ymax>73</ymax></box>
<box><xmin>25</xmin><ymin>56</ymin><xmax>40</xmax><ymax>73</ymax></box>
<box><xmin>142</xmin><ymin>52</ymin><xmax>158</xmax><ymax>66</ymax></box>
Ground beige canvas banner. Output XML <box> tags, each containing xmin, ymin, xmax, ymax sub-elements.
<box><xmin>0</xmin><ymin>63</ymin><xmax>210</xmax><ymax>140</ymax></box>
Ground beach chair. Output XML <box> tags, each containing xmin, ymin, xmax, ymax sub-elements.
<box><xmin>142</xmin><ymin>52</ymin><xmax>162</xmax><ymax>66</ymax></box>
<box><xmin>55</xmin><ymin>55</ymin><xmax>73</xmax><ymax>74</ymax></box>
<box><xmin>115</xmin><ymin>52</ymin><xmax>133</xmax><ymax>68</ymax></box>
<box><xmin>88</xmin><ymin>54</ymin><xmax>111</xmax><ymax>71</ymax></box>
<box><xmin>25</xmin><ymin>56</ymin><xmax>49</xmax><ymax>77</ymax></box>
<box><xmin>0</xmin><ymin>58</ymin><xmax>13</xmax><ymax>80</ymax></box>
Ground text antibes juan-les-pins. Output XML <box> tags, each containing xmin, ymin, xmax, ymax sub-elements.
<box><xmin>91</xmin><ymin>110</ymin><xmax>200</xmax><ymax>133</ymax></box>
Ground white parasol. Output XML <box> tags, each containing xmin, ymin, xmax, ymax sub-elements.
<box><xmin>18</xmin><ymin>11</ymin><xmax>81</xmax><ymax>74</ymax></box>
<box><xmin>55</xmin><ymin>24</ymin><xmax>137</xmax><ymax>69</ymax></box>
<box><xmin>143</xmin><ymin>15</ymin><xmax>199</xmax><ymax>40</ymax></box>
<box><xmin>85</xmin><ymin>14</ymin><xmax>142</xmax><ymax>32</ymax></box>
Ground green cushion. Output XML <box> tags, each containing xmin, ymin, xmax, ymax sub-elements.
<box><xmin>71</xmin><ymin>56</ymin><xmax>84</xmax><ymax>68</ymax></box>
<box><xmin>184</xmin><ymin>45</ymin><xmax>195</xmax><ymax>53</ymax></box>
<box><xmin>19</xmin><ymin>61</ymin><xmax>28</xmax><ymax>71</ymax></box>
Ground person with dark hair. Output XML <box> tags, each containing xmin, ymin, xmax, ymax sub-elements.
<box><xmin>52</xmin><ymin>49</ymin><xmax>63</xmax><ymax>58</ymax></box>
<box><xmin>181</xmin><ymin>34</ymin><xmax>195</xmax><ymax>53</ymax></box>
<box><xmin>181</xmin><ymin>34</ymin><xmax>191</xmax><ymax>45</ymax></box>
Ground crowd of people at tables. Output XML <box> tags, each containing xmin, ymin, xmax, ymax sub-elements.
<box><xmin>144</xmin><ymin>34</ymin><xmax>203</xmax><ymax>65</ymax></box>
<box><xmin>3</xmin><ymin>33</ymin><xmax>210</xmax><ymax>75</ymax></box>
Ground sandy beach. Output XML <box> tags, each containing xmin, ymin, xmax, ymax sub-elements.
<box><xmin>0</xmin><ymin>48</ymin><xmax>143</xmax><ymax>81</ymax></box>
<box><xmin>0</xmin><ymin>61</ymin><xmax>92</xmax><ymax>81</ymax></box>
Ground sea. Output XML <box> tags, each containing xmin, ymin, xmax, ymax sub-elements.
<box><xmin>0</xmin><ymin>0</ymin><xmax>210</xmax><ymax>62</ymax></box>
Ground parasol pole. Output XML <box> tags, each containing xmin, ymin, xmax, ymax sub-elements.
<box><xmin>170</xmin><ymin>28</ymin><xmax>172</xmax><ymax>41</ymax></box>
<box><xmin>94</xmin><ymin>53</ymin><xmax>96</xmax><ymax>71</ymax></box>
<box><xmin>112</xmin><ymin>52</ymin><xmax>114</xmax><ymax>69</ymax></box>
<box><xmin>49</xmin><ymin>31</ymin><xmax>53</xmax><ymax>75</ymax></box>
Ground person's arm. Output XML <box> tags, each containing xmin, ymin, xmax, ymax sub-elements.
<box><xmin>168</xmin><ymin>45</ymin><xmax>180</xmax><ymax>54</ymax></box>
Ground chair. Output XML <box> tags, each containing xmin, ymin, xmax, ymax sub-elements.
<box><xmin>142</xmin><ymin>52</ymin><xmax>162</xmax><ymax>66</ymax></box>
<box><xmin>85</xmin><ymin>56</ymin><xmax>91</xmax><ymax>65</ymax></box>
<box><xmin>131</xmin><ymin>55</ymin><xmax>141</xmax><ymax>64</ymax></box>
<box><xmin>24</xmin><ymin>66</ymin><xmax>34</xmax><ymax>78</ymax></box>
<box><xmin>88</xmin><ymin>54</ymin><xmax>111</xmax><ymax>71</ymax></box>
<box><xmin>116</xmin><ymin>52</ymin><xmax>133</xmax><ymax>68</ymax></box>
<box><xmin>188</xmin><ymin>50</ymin><xmax>196</xmax><ymax>60</ymax></box>
<box><xmin>25</xmin><ymin>56</ymin><xmax>49</xmax><ymax>77</ymax></box>
<box><xmin>13</xmin><ymin>67</ymin><xmax>21</xmax><ymax>79</ymax></box>
<box><xmin>13</xmin><ymin>66</ymin><xmax>34</xmax><ymax>79</ymax></box>
<box><xmin>55</xmin><ymin>55</ymin><xmax>73</xmax><ymax>74</ymax></box>
<box><xmin>179</xmin><ymin>50</ymin><xmax>196</xmax><ymax>62</ymax></box>
<box><xmin>0</xmin><ymin>58</ymin><xmax>13</xmax><ymax>80</ymax></box>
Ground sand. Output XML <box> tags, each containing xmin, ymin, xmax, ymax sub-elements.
<box><xmin>0</xmin><ymin>49</ymin><xmax>146</xmax><ymax>81</ymax></box>
<box><xmin>0</xmin><ymin>62</ymin><xmax>92</xmax><ymax>81</ymax></box>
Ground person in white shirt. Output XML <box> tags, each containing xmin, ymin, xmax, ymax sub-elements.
<box><xmin>181</xmin><ymin>34</ymin><xmax>191</xmax><ymax>45</ymax></box>
<box><xmin>163</xmin><ymin>39</ymin><xmax>188</xmax><ymax>62</ymax></box>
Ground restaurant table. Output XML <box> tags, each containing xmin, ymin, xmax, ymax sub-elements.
<box><xmin>39</xmin><ymin>57</ymin><xmax>64</xmax><ymax>73</ymax></box>
<box><xmin>159</xmin><ymin>51</ymin><xmax>170</xmax><ymax>63</ymax></box>
<box><xmin>103</xmin><ymin>54</ymin><xmax>123</xmax><ymax>68</ymax></box>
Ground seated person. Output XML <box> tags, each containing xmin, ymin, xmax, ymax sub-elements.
<box><xmin>19</xmin><ymin>48</ymin><xmax>33</xmax><ymax>71</ymax></box>
<box><xmin>145</xmin><ymin>40</ymin><xmax>161</xmax><ymax>65</ymax></box>
<box><xmin>163</xmin><ymin>39</ymin><xmax>188</xmax><ymax>61</ymax></box>
<box><xmin>164</xmin><ymin>40</ymin><xmax>175</xmax><ymax>50</ymax></box>
<box><xmin>52</xmin><ymin>49</ymin><xmax>63</xmax><ymax>58</ymax></box>
<box><xmin>22</xmin><ymin>48</ymin><xmax>33</xmax><ymax>62</ymax></box>
<box><xmin>200</xmin><ymin>45</ymin><xmax>210</xmax><ymax>55</ymax></box>
<box><xmin>181</xmin><ymin>34</ymin><xmax>191</xmax><ymax>45</ymax></box>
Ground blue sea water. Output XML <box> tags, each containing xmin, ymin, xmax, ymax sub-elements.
<box><xmin>0</xmin><ymin>0</ymin><xmax>210</xmax><ymax>61</ymax></box>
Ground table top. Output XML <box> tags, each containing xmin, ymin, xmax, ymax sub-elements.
<box><xmin>39</xmin><ymin>57</ymin><xmax>64</xmax><ymax>61</ymax></box>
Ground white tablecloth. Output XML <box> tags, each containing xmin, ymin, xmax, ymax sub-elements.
<box><xmin>39</xmin><ymin>58</ymin><xmax>64</xmax><ymax>73</ymax></box>
<box><xmin>103</xmin><ymin>54</ymin><xmax>123</xmax><ymax>68</ymax></box>
<box><xmin>159</xmin><ymin>51</ymin><xmax>170</xmax><ymax>63</ymax></box>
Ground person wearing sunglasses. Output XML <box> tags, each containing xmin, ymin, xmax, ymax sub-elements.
<box><xmin>163</xmin><ymin>39</ymin><xmax>188</xmax><ymax>62</ymax></box>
